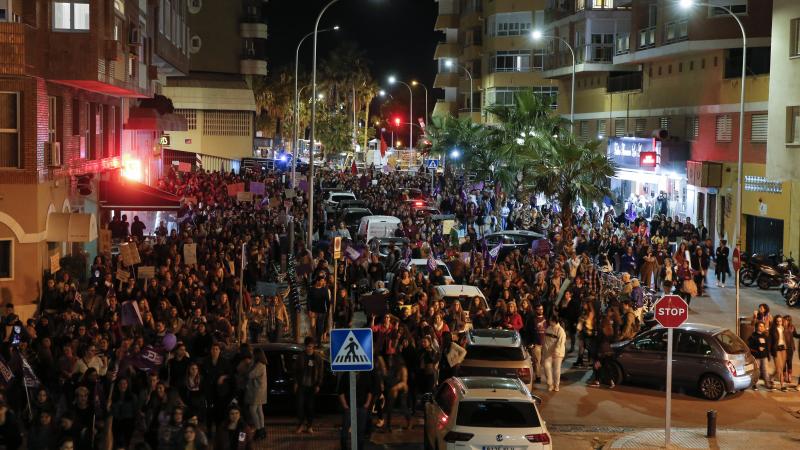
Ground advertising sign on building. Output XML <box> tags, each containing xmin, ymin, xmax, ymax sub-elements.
<box><xmin>607</xmin><ymin>137</ymin><xmax>661</xmax><ymax>171</ymax></box>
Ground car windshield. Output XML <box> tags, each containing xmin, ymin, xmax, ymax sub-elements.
<box><xmin>466</xmin><ymin>345</ymin><xmax>526</xmax><ymax>361</ymax></box>
<box><xmin>715</xmin><ymin>330</ymin><xmax>748</xmax><ymax>354</ymax></box>
<box><xmin>456</xmin><ymin>400</ymin><xmax>541</xmax><ymax>428</ymax></box>
<box><xmin>331</xmin><ymin>194</ymin><xmax>355</xmax><ymax>202</ymax></box>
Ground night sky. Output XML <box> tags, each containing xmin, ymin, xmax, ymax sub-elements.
<box><xmin>264</xmin><ymin>0</ymin><xmax>439</xmax><ymax>121</ymax></box>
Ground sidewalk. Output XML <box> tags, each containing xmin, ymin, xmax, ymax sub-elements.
<box><xmin>605</xmin><ymin>428</ymin><xmax>800</xmax><ymax>449</ymax></box>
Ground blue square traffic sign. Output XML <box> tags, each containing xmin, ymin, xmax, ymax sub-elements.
<box><xmin>330</xmin><ymin>328</ymin><xmax>374</xmax><ymax>372</ymax></box>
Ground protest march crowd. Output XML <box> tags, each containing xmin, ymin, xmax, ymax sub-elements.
<box><xmin>0</xmin><ymin>163</ymin><xmax>792</xmax><ymax>450</ymax></box>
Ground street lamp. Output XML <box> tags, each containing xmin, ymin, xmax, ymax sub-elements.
<box><xmin>388</xmin><ymin>76</ymin><xmax>414</xmax><ymax>151</ymax></box>
<box><xmin>450</xmin><ymin>149</ymin><xmax>460</xmax><ymax>159</ymax></box>
<box><xmin>532</xmin><ymin>30</ymin><xmax>576</xmax><ymax>132</ymax></box>
<box><xmin>292</xmin><ymin>25</ymin><xmax>339</xmax><ymax>187</ymax></box>
<box><xmin>680</xmin><ymin>0</ymin><xmax>747</xmax><ymax>336</ymax></box>
<box><xmin>411</xmin><ymin>80</ymin><xmax>429</xmax><ymax>126</ymax></box>
<box><xmin>444</xmin><ymin>60</ymin><xmax>474</xmax><ymax>113</ymax></box>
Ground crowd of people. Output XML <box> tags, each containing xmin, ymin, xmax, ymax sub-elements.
<box><xmin>0</xmin><ymin>163</ymin><xmax>792</xmax><ymax>450</ymax></box>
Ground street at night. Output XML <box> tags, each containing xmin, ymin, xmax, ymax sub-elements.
<box><xmin>1</xmin><ymin>1</ymin><xmax>800</xmax><ymax>450</ymax></box>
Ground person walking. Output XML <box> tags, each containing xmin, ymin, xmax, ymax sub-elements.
<box><xmin>542</xmin><ymin>315</ymin><xmax>566</xmax><ymax>392</ymax></box>
<box><xmin>294</xmin><ymin>336</ymin><xmax>323</xmax><ymax>434</ymax></box>
<box><xmin>770</xmin><ymin>316</ymin><xmax>791</xmax><ymax>391</ymax></box>
<box><xmin>338</xmin><ymin>372</ymin><xmax>373</xmax><ymax>450</ymax></box>
<box><xmin>245</xmin><ymin>349</ymin><xmax>268</xmax><ymax>440</ymax></box>
<box><xmin>748</xmin><ymin>321</ymin><xmax>773</xmax><ymax>390</ymax></box>
<box><xmin>715</xmin><ymin>240</ymin><xmax>731</xmax><ymax>288</ymax></box>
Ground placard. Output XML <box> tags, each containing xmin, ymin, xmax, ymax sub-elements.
<box><xmin>137</xmin><ymin>266</ymin><xmax>155</xmax><ymax>279</ymax></box>
<box><xmin>237</xmin><ymin>191</ymin><xmax>254</xmax><ymax>203</ymax></box>
<box><xmin>183</xmin><ymin>243</ymin><xmax>197</xmax><ymax>266</ymax></box>
<box><xmin>178</xmin><ymin>162</ymin><xmax>192</xmax><ymax>173</ymax></box>
<box><xmin>269</xmin><ymin>197</ymin><xmax>282</xmax><ymax>208</ymax></box>
<box><xmin>99</xmin><ymin>229</ymin><xmax>112</xmax><ymax>254</ymax></box>
<box><xmin>119</xmin><ymin>243</ymin><xmax>141</xmax><ymax>266</ymax></box>
<box><xmin>283</xmin><ymin>199</ymin><xmax>293</xmax><ymax>209</ymax></box>
<box><xmin>116</xmin><ymin>267</ymin><xmax>131</xmax><ymax>282</ymax></box>
<box><xmin>442</xmin><ymin>219</ymin><xmax>455</xmax><ymax>236</ymax></box>
<box><xmin>284</xmin><ymin>188</ymin><xmax>296</xmax><ymax>199</ymax></box>
<box><xmin>50</xmin><ymin>252</ymin><xmax>61</xmax><ymax>273</ymax></box>
<box><xmin>249</xmin><ymin>181</ymin><xmax>265</xmax><ymax>195</ymax></box>
<box><xmin>226</xmin><ymin>183</ymin><xmax>245</xmax><ymax>197</ymax></box>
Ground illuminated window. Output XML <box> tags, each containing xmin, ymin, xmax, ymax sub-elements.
<box><xmin>53</xmin><ymin>1</ymin><xmax>90</xmax><ymax>31</ymax></box>
<box><xmin>0</xmin><ymin>92</ymin><xmax>19</xmax><ymax>168</ymax></box>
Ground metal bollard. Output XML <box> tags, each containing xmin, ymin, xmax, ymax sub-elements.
<box><xmin>707</xmin><ymin>410</ymin><xmax>717</xmax><ymax>438</ymax></box>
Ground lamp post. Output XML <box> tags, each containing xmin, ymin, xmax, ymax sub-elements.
<box><xmin>444</xmin><ymin>60</ymin><xmax>474</xmax><ymax>114</ymax></box>
<box><xmin>532</xmin><ymin>30</ymin><xmax>576</xmax><ymax>132</ymax></box>
<box><xmin>388</xmin><ymin>76</ymin><xmax>414</xmax><ymax>150</ymax></box>
<box><xmin>680</xmin><ymin>0</ymin><xmax>746</xmax><ymax>336</ymax></box>
<box><xmin>292</xmin><ymin>26</ymin><xmax>338</xmax><ymax>188</ymax></box>
<box><xmin>412</xmin><ymin>80</ymin><xmax>429</xmax><ymax>126</ymax></box>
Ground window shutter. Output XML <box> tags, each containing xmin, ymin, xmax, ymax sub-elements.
<box><xmin>750</xmin><ymin>114</ymin><xmax>768</xmax><ymax>143</ymax></box>
<box><xmin>635</xmin><ymin>118</ymin><xmax>647</xmax><ymax>136</ymax></box>
<box><xmin>597</xmin><ymin>119</ymin><xmax>607</xmax><ymax>138</ymax></box>
<box><xmin>685</xmin><ymin>116</ymin><xmax>699</xmax><ymax>140</ymax></box>
<box><xmin>659</xmin><ymin>116</ymin><xmax>671</xmax><ymax>133</ymax></box>
<box><xmin>614</xmin><ymin>119</ymin><xmax>626</xmax><ymax>137</ymax></box>
<box><xmin>716</xmin><ymin>114</ymin><xmax>732</xmax><ymax>142</ymax></box>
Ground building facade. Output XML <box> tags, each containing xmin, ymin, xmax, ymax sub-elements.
<box><xmin>0</xmin><ymin>0</ymin><xmax>189</xmax><ymax>315</ymax></box>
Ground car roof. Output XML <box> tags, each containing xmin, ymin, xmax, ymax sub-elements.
<box><xmin>409</xmin><ymin>258</ymin><xmax>445</xmax><ymax>265</ymax></box>
<box><xmin>360</xmin><ymin>215</ymin><xmax>401</xmax><ymax>223</ymax></box>
<box><xmin>340</xmin><ymin>208</ymin><xmax>372</xmax><ymax>214</ymax></box>
<box><xmin>485</xmin><ymin>230</ymin><xmax>545</xmax><ymax>238</ymax></box>
<box><xmin>467</xmin><ymin>328</ymin><xmax>522</xmax><ymax>346</ymax></box>
<box><xmin>451</xmin><ymin>377</ymin><xmax>532</xmax><ymax>401</ymax></box>
<box><xmin>370</xmin><ymin>237</ymin><xmax>408</xmax><ymax>244</ymax></box>
<box><xmin>435</xmin><ymin>285</ymin><xmax>485</xmax><ymax>298</ymax></box>
<box><xmin>251</xmin><ymin>342</ymin><xmax>304</xmax><ymax>353</ymax></box>
<box><xmin>650</xmin><ymin>322</ymin><xmax>728</xmax><ymax>335</ymax></box>
<box><xmin>328</xmin><ymin>191</ymin><xmax>355</xmax><ymax>195</ymax></box>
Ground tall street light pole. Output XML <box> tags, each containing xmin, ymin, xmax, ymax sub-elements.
<box><xmin>680</xmin><ymin>0</ymin><xmax>746</xmax><ymax>335</ymax></box>
<box><xmin>445</xmin><ymin>60</ymin><xmax>473</xmax><ymax>113</ymax></box>
<box><xmin>293</xmin><ymin>26</ymin><xmax>338</xmax><ymax>188</ymax></box>
<box><xmin>412</xmin><ymin>80</ymin><xmax>429</xmax><ymax>126</ymax></box>
<box><xmin>532</xmin><ymin>30</ymin><xmax>575</xmax><ymax>133</ymax></box>
<box><xmin>308</xmin><ymin>0</ymin><xmax>340</xmax><ymax>251</ymax></box>
<box><xmin>388</xmin><ymin>76</ymin><xmax>414</xmax><ymax>149</ymax></box>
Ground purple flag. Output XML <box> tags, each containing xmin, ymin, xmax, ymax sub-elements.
<box><xmin>427</xmin><ymin>254</ymin><xmax>437</xmax><ymax>272</ymax></box>
<box><xmin>0</xmin><ymin>355</ymin><xmax>13</xmax><ymax>385</ymax></box>
<box><xmin>249</xmin><ymin>181</ymin><xmax>265</xmax><ymax>195</ymax></box>
<box><xmin>344</xmin><ymin>246</ymin><xmax>363</xmax><ymax>262</ymax></box>
<box><xmin>121</xmin><ymin>345</ymin><xmax>166</xmax><ymax>373</ymax></box>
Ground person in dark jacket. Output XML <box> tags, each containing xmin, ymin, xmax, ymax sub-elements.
<box><xmin>0</xmin><ymin>401</ymin><xmax>22</xmax><ymax>450</ymax></box>
<box><xmin>748</xmin><ymin>321</ymin><xmax>773</xmax><ymax>390</ymax></box>
<box><xmin>294</xmin><ymin>336</ymin><xmax>324</xmax><ymax>434</ymax></box>
<box><xmin>715</xmin><ymin>240</ymin><xmax>731</xmax><ymax>288</ymax></box>
<box><xmin>213</xmin><ymin>406</ymin><xmax>252</xmax><ymax>450</ymax></box>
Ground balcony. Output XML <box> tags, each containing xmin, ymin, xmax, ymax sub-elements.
<box><xmin>241</xmin><ymin>59</ymin><xmax>267</xmax><ymax>76</ymax></box>
<box><xmin>434</xmin><ymin>42</ymin><xmax>460</xmax><ymax>59</ymax></box>
<box><xmin>0</xmin><ymin>22</ymin><xmax>26</xmax><ymax>76</ymax></box>
<box><xmin>434</xmin><ymin>14</ymin><xmax>459</xmax><ymax>30</ymax></box>
<box><xmin>607</xmin><ymin>71</ymin><xmax>642</xmax><ymax>93</ymax></box>
<box><xmin>433</xmin><ymin>72</ymin><xmax>459</xmax><ymax>89</ymax></box>
<box><xmin>240</xmin><ymin>22</ymin><xmax>268</xmax><ymax>40</ymax></box>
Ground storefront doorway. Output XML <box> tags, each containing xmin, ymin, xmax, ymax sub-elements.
<box><xmin>745</xmin><ymin>215</ymin><xmax>783</xmax><ymax>256</ymax></box>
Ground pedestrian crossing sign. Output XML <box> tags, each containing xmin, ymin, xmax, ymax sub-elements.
<box><xmin>426</xmin><ymin>159</ymin><xmax>439</xmax><ymax>169</ymax></box>
<box><xmin>330</xmin><ymin>328</ymin><xmax>374</xmax><ymax>372</ymax></box>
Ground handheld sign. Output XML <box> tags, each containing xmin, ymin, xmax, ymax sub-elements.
<box><xmin>654</xmin><ymin>294</ymin><xmax>688</xmax><ymax>448</ymax></box>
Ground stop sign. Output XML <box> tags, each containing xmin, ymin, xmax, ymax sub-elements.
<box><xmin>654</xmin><ymin>295</ymin><xmax>689</xmax><ymax>328</ymax></box>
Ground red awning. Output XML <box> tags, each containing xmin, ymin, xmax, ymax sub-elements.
<box><xmin>99</xmin><ymin>179</ymin><xmax>181</xmax><ymax>211</ymax></box>
<box><xmin>124</xmin><ymin>107</ymin><xmax>188</xmax><ymax>131</ymax></box>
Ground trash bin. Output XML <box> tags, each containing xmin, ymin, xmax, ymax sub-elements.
<box><xmin>739</xmin><ymin>316</ymin><xmax>754</xmax><ymax>342</ymax></box>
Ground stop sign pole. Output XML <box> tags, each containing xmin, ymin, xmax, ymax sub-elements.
<box><xmin>654</xmin><ymin>295</ymin><xmax>689</xmax><ymax>449</ymax></box>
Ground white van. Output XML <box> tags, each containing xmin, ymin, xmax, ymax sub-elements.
<box><xmin>357</xmin><ymin>215</ymin><xmax>401</xmax><ymax>242</ymax></box>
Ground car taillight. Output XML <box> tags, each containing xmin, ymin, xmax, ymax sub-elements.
<box><xmin>525</xmin><ymin>433</ymin><xmax>551</xmax><ymax>444</ymax></box>
<box><xmin>725</xmin><ymin>361</ymin><xmax>737</xmax><ymax>376</ymax></box>
<box><xmin>414</xmin><ymin>201</ymin><xmax>424</xmax><ymax>206</ymax></box>
<box><xmin>443</xmin><ymin>431</ymin><xmax>474</xmax><ymax>443</ymax></box>
<box><xmin>517</xmin><ymin>367</ymin><xmax>532</xmax><ymax>383</ymax></box>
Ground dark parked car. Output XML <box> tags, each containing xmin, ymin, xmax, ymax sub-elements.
<box><xmin>254</xmin><ymin>343</ymin><xmax>339</xmax><ymax>413</ymax></box>
<box><xmin>609</xmin><ymin>323</ymin><xmax>757</xmax><ymax>400</ymax></box>
<box><xmin>337</xmin><ymin>207</ymin><xmax>374</xmax><ymax>238</ymax></box>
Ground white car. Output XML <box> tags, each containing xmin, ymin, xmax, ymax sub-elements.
<box><xmin>387</xmin><ymin>258</ymin><xmax>454</xmax><ymax>287</ymax></box>
<box><xmin>424</xmin><ymin>377</ymin><xmax>551</xmax><ymax>450</ymax></box>
<box><xmin>458</xmin><ymin>329</ymin><xmax>534</xmax><ymax>391</ymax></box>
<box><xmin>324</xmin><ymin>191</ymin><xmax>357</xmax><ymax>206</ymax></box>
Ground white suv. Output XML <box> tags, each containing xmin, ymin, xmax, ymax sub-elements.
<box><xmin>423</xmin><ymin>377</ymin><xmax>551</xmax><ymax>450</ymax></box>
<box><xmin>458</xmin><ymin>329</ymin><xmax>534</xmax><ymax>390</ymax></box>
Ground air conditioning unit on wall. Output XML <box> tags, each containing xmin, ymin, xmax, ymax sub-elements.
<box><xmin>47</xmin><ymin>142</ymin><xmax>62</xmax><ymax>167</ymax></box>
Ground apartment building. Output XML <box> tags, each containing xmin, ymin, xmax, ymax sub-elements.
<box><xmin>0</xmin><ymin>0</ymin><xmax>189</xmax><ymax>315</ymax></box>
<box><xmin>539</xmin><ymin>0</ymin><xmax>792</xmax><ymax>255</ymax></box>
<box><xmin>433</xmin><ymin>0</ymin><xmax>560</xmax><ymax>123</ymax></box>
<box><xmin>160</xmin><ymin>0</ymin><xmax>266</xmax><ymax>172</ymax></box>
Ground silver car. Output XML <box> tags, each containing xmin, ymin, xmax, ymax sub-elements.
<box><xmin>609</xmin><ymin>323</ymin><xmax>757</xmax><ymax>400</ymax></box>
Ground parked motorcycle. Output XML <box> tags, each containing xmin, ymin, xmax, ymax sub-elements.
<box><xmin>741</xmin><ymin>253</ymin><xmax>798</xmax><ymax>290</ymax></box>
<box><xmin>784</xmin><ymin>273</ymin><xmax>800</xmax><ymax>307</ymax></box>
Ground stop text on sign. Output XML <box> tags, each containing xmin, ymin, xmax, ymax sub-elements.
<box><xmin>657</xmin><ymin>306</ymin><xmax>686</xmax><ymax>316</ymax></box>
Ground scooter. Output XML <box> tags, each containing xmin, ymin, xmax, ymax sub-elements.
<box><xmin>783</xmin><ymin>273</ymin><xmax>800</xmax><ymax>307</ymax></box>
<box><xmin>750</xmin><ymin>255</ymin><xmax>797</xmax><ymax>290</ymax></box>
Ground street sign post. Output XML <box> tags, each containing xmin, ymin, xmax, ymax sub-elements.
<box><xmin>331</xmin><ymin>328</ymin><xmax>373</xmax><ymax>450</ymax></box>
<box><xmin>426</xmin><ymin>159</ymin><xmax>439</xmax><ymax>196</ymax></box>
<box><xmin>654</xmin><ymin>295</ymin><xmax>689</xmax><ymax>448</ymax></box>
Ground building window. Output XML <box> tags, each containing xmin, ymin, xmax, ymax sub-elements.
<box><xmin>635</xmin><ymin>118</ymin><xmax>647</xmax><ymax>136</ymax></box>
<box><xmin>0</xmin><ymin>92</ymin><xmax>19</xmax><ymax>168</ymax></box>
<box><xmin>686</xmin><ymin>116</ymin><xmax>699</xmax><ymax>141</ymax></box>
<box><xmin>590</xmin><ymin>34</ymin><xmax>613</xmax><ymax>62</ymax></box>
<box><xmin>597</xmin><ymin>119</ymin><xmax>607</xmax><ymax>138</ymax></box>
<box><xmin>113</xmin><ymin>0</ymin><xmax>124</xmax><ymax>14</ymax></box>
<box><xmin>615</xmin><ymin>32</ymin><xmax>630</xmax><ymax>55</ymax></box>
<box><xmin>750</xmin><ymin>113</ymin><xmax>768</xmax><ymax>143</ymax></box>
<box><xmin>787</xmin><ymin>106</ymin><xmax>800</xmax><ymax>144</ymax></box>
<box><xmin>579</xmin><ymin>121</ymin><xmax>589</xmax><ymax>141</ymax></box>
<box><xmin>791</xmin><ymin>18</ymin><xmax>800</xmax><ymax>58</ymax></box>
<box><xmin>176</xmin><ymin>109</ymin><xmax>197</xmax><ymax>130</ymax></box>
<box><xmin>592</xmin><ymin>0</ymin><xmax>615</xmax><ymax>9</ymax></box>
<box><xmin>491</xmin><ymin>51</ymin><xmax>531</xmax><ymax>73</ymax></box>
<box><xmin>659</xmin><ymin>116</ymin><xmax>671</xmax><ymax>134</ymax></box>
<box><xmin>614</xmin><ymin>119</ymin><xmax>626</xmax><ymax>137</ymax></box>
<box><xmin>0</xmin><ymin>240</ymin><xmax>11</xmax><ymax>279</ymax></box>
<box><xmin>485</xmin><ymin>86</ymin><xmax>558</xmax><ymax>109</ymax></box>
<box><xmin>53</xmin><ymin>1</ymin><xmax>90</xmax><ymax>31</ymax></box>
<box><xmin>203</xmin><ymin>111</ymin><xmax>250</xmax><ymax>136</ymax></box>
<box><xmin>487</xmin><ymin>12</ymin><xmax>533</xmax><ymax>37</ymax></box>
<box><xmin>709</xmin><ymin>2</ymin><xmax>747</xmax><ymax>17</ymax></box>
<box><xmin>665</xmin><ymin>19</ymin><xmax>689</xmax><ymax>42</ymax></box>
<box><xmin>716</xmin><ymin>114</ymin><xmax>733</xmax><ymax>142</ymax></box>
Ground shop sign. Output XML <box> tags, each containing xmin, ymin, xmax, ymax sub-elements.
<box><xmin>159</xmin><ymin>135</ymin><xmax>171</xmax><ymax>146</ymax></box>
<box><xmin>607</xmin><ymin>137</ymin><xmax>660</xmax><ymax>171</ymax></box>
